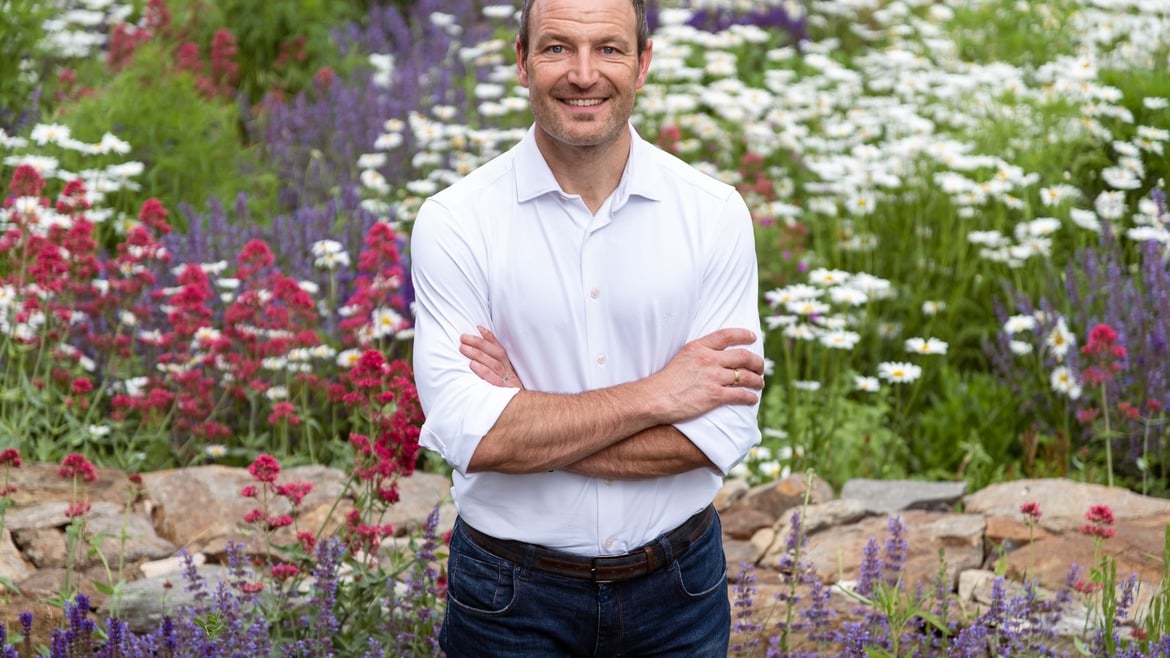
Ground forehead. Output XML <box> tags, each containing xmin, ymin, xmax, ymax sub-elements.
<box><xmin>529</xmin><ymin>0</ymin><xmax>636</xmax><ymax>40</ymax></box>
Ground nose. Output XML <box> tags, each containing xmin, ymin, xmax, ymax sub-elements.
<box><xmin>566</xmin><ymin>51</ymin><xmax>600</xmax><ymax>87</ymax></box>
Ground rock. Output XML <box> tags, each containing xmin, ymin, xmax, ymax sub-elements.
<box><xmin>378</xmin><ymin>472</ymin><xmax>454</xmax><ymax>536</ymax></box>
<box><xmin>780</xmin><ymin>511</ymin><xmax>984</xmax><ymax>591</ymax></box>
<box><xmin>3</xmin><ymin>465</ymin><xmax>1167</xmax><ymax>650</ymax></box>
<box><xmin>139</xmin><ymin>552</ymin><xmax>206</xmax><ymax>580</ymax></box>
<box><xmin>720</xmin><ymin>506</ymin><xmax>775</xmax><ymax>540</ymax></box>
<box><xmin>1</xmin><ymin>527</ymin><xmax>34</xmax><ymax>584</ymax></box>
<box><xmin>733</xmin><ymin>473</ymin><xmax>835</xmax><ymax>521</ymax></box>
<box><xmin>963</xmin><ymin>478</ymin><xmax>1170</xmax><ymax>532</ymax></box>
<box><xmin>140</xmin><ymin>464</ymin><xmax>353</xmax><ymax>556</ymax></box>
<box><xmin>715</xmin><ymin>478</ymin><xmax>750</xmax><ymax>511</ymax></box>
<box><xmin>840</xmin><ymin>478</ymin><xmax>967</xmax><ymax>512</ymax></box>
<box><xmin>116</xmin><ymin>564</ymin><xmax>234</xmax><ymax>633</ymax></box>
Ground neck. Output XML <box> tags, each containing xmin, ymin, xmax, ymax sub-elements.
<box><xmin>535</xmin><ymin>127</ymin><xmax>631</xmax><ymax>214</ymax></box>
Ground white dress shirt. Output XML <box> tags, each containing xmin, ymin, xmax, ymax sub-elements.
<box><xmin>411</xmin><ymin>124</ymin><xmax>763</xmax><ymax>555</ymax></box>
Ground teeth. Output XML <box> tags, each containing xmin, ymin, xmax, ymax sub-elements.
<box><xmin>565</xmin><ymin>99</ymin><xmax>603</xmax><ymax>106</ymax></box>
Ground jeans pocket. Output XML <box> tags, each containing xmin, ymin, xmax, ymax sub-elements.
<box><xmin>674</xmin><ymin>561</ymin><xmax>727</xmax><ymax>599</ymax></box>
<box><xmin>447</xmin><ymin>547</ymin><xmax>518</xmax><ymax>616</ymax></box>
<box><xmin>672</xmin><ymin>521</ymin><xmax>728</xmax><ymax>599</ymax></box>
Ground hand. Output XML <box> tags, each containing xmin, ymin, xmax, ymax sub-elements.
<box><xmin>460</xmin><ymin>325</ymin><xmax>525</xmax><ymax>389</ymax></box>
<box><xmin>647</xmin><ymin>328</ymin><xmax>764</xmax><ymax>423</ymax></box>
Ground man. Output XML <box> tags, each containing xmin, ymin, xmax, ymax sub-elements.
<box><xmin>410</xmin><ymin>0</ymin><xmax>764</xmax><ymax>654</ymax></box>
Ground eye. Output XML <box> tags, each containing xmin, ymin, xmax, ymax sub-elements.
<box><xmin>601</xmin><ymin>46</ymin><xmax>617</xmax><ymax>55</ymax></box>
<box><xmin>549</xmin><ymin>45</ymin><xmax>564</xmax><ymax>54</ymax></box>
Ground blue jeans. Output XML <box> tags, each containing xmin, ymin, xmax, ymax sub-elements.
<box><xmin>439</xmin><ymin>513</ymin><xmax>730</xmax><ymax>657</ymax></box>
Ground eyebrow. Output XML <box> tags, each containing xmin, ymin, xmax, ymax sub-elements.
<box><xmin>535</xmin><ymin>30</ymin><xmax>632</xmax><ymax>50</ymax></box>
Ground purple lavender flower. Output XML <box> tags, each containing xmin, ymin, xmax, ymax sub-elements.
<box><xmin>883</xmin><ymin>515</ymin><xmax>909</xmax><ymax>587</ymax></box>
<box><xmin>856</xmin><ymin>536</ymin><xmax>882</xmax><ymax>597</ymax></box>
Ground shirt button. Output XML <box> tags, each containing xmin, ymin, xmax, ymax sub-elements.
<box><xmin>590</xmin><ymin>287</ymin><xmax>601</xmax><ymax>299</ymax></box>
<box><xmin>596</xmin><ymin>353</ymin><xmax>607</xmax><ymax>365</ymax></box>
<box><xmin>603</xmin><ymin>539</ymin><xmax>615</xmax><ymax>550</ymax></box>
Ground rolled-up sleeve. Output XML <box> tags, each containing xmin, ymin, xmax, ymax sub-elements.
<box><xmin>411</xmin><ymin>198</ymin><xmax>520</xmax><ymax>474</ymax></box>
<box><xmin>673</xmin><ymin>191</ymin><xmax>764</xmax><ymax>475</ymax></box>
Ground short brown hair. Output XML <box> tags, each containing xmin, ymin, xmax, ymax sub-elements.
<box><xmin>517</xmin><ymin>0</ymin><xmax>649</xmax><ymax>58</ymax></box>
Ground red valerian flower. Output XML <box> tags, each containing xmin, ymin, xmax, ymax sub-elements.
<box><xmin>1086</xmin><ymin>504</ymin><xmax>1115</xmax><ymax>526</ymax></box>
<box><xmin>1019</xmin><ymin>501</ymin><xmax>1042</xmax><ymax>523</ymax></box>
<box><xmin>243</xmin><ymin>509</ymin><xmax>265</xmax><ymax>524</ymax></box>
<box><xmin>1117</xmin><ymin>401</ymin><xmax>1140</xmax><ymax>421</ymax></box>
<box><xmin>271</xmin><ymin>563</ymin><xmax>299</xmax><ymax>581</ymax></box>
<box><xmin>241</xmin><ymin>485</ymin><xmax>258</xmax><ymax>498</ymax></box>
<box><xmin>297</xmin><ymin>531</ymin><xmax>317</xmax><ymax>553</ymax></box>
<box><xmin>275</xmin><ymin>481</ymin><xmax>313</xmax><ymax>507</ymax></box>
<box><xmin>58</xmin><ymin>453</ymin><xmax>97</xmax><ymax>481</ymax></box>
<box><xmin>1081</xmin><ymin>524</ymin><xmax>1116</xmax><ymax>539</ymax></box>
<box><xmin>247</xmin><ymin>454</ymin><xmax>281</xmax><ymax>483</ymax></box>
<box><xmin>1074</xmin><ymin>579</ymin><xmax>1103</xmax><ymax>594</ymax></box>
<box><xmin>241</xmin><ymin>582</ymin><xmax>265</xmax><ymax>594</ymax></box>
<box><xmin>267</xmin><ymin>514</ymin><xmax>294</xmax><ymax>530</ymax></box>
<box><xmin>65</xmin><ymin>501</ymin><xmax>92</xmax><ymax>518</ymax></box>
<box><xmin>1081</xmin><ymin>504</ymin><xmax>1116</xmax><ymax>539</ymax></box>
<box><xmin>0</xmin><ymin>448</ymin><xmax>21</xmax><ymax>467</ymax></box>
<box><xmin>70</xmin><ymin>377</ymin><xmax>94</xmax><ymax>395</ymax></box>
<box><xmin>267</xmin><ymin>401</ymin><xmax>301</xmax><ymax>426</ymax></box>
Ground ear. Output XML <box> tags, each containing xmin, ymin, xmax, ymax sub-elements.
<box><xmin>516</xmin><ymin>37</ymin><xmax>530</xmax><ymax>88</ymax></box>
<box><xmin>635</xmin><ymin>39</ymin><xmax>653</xmax><ymax>89</ymax></box>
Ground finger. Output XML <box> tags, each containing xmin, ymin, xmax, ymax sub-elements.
<box><xmin>468</xmin><ymin>359</ymin><xmax>506</xmax><ymax>386</ymax></box>
<box><xmin>697</xmin><ymin>328</ymin><xmax>758</xmax><ymax>351</ymax></box>
<box><xmin>477</xmin><ymin>325</ymin><xmax>501</xmax><ymax>344</ymax></box>
<box><xmin>460</xmin><ymin>339</ymin><xmax>504</xmax><ymax>373</ymax></box>
<box><xmin>731</xmin><ymin>368</ymin><xmax>765</xmax><ymax>391</ymax></box>
<box><xmin>472</xmin><ymin>327</ymin><xmax>512</xmax><ymax>363</ymax></box>
<box><xmin>719</xmin><ymin>348</ymin><xmax>765</xmax><ymax>375</ymax></box>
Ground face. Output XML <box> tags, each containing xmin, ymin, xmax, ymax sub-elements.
<box><xmin>516</xmin><ymin>0</ymin><xmax>652</xmax><ymax>153</ymax></box>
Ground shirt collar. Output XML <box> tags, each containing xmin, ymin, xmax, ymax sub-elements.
<box><xmin>514</xmin><ymin>124</ymin><xmax>665</xmax><ymax>206</ymax></box>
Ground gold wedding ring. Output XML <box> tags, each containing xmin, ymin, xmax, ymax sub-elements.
<box><xmin>733</xmin><ymin>369</ymin><xmax>741</xmax><ymax>385</ymax></box>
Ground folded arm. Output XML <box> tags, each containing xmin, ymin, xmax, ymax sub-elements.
<box><xmin>460</xmin><ymin>326</ymin><xmax>758</xmax><ymax>477</ymax></box>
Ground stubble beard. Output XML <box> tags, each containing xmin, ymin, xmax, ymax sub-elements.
<box><xmin>535</xmin><ymin>88</ymin><xmax>633</xmax><ymax>149</ymax></box>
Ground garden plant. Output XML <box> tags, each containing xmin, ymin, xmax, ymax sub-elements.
<box><xmin>1</xmin><ymin>0</ymin><xmax>1169</xmax><ymax>655</ymax></box>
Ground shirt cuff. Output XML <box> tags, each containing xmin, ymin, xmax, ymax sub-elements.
<box><xmin>419</xmin><ymin>385</ymin><xmax>522</xmax><ymax>474</ymax></box>
<box><xmin>673</xmin><ymin>412</ymin><xmax>761</xmax><ymax>476</ymax></box>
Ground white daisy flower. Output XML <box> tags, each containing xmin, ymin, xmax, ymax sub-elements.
<box><xmin>921</xmin><ymin>300</ymin><xmax>946</xmax><ymax>316</ymax></box>
<box><xmin>1045</xmin><ymin>318</ymin><xmax>1075</xmax><ymax>360</ymax></box>
<box><xmin>820</xmin><ymin>330</ymin><xmax>861</xmax><ymax>350</ymax></box>
<box><xmin>1009</xmin><ymin>340</ymin><xmax>1033</xmax><ymax>355</ymax></box>
<box><xmin>1003</xmin><ymin>315</ymin><xmax>1037</xmax><ymax>334</ymax></box>
<box><xmin>905</xmin><ymin>337</ymin><xmax>948</xmax><ymax>355</ymax></box>
<box><xmin>1050</xmin><ymin>366</ymin><xmax>1081</xmax><ymax>399</ymax></box>
<box><xmin>877</xmin><ymin>361</ymin><xmax>922</xmax><ymax>383</ymax></box>
<box><xmin>855</xmin><ymin>375</ymin><xmax>880</xmax><ymax>392</ymax></box>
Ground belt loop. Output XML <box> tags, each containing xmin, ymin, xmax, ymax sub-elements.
<box><xmin>656</xmin><ymin>532</ymin><xmax>675</xmax><ymax>566</ymax></box>
<box><xmin>520</xmin><ymin>540</ymin><xmax>538</xmax><ymax>579</ymax></box>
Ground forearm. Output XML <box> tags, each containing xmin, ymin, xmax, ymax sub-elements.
<box><xmin>467</xmin><ymin>382</ymin><xmax>664</xmax><ymax>474</ymax></box>
<box><xmin>461</xmin><ymin>326</ymin><xmax>763</xmax><ymax>476</ymax></box>
<box><xmin>561</xmin><ymin>425</ymin><xmax>715</xmax><ymax>479</ymax></box>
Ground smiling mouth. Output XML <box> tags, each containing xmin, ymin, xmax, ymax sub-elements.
<box><xmin>563</xmin><ymin>98</ymin><xmax>605</xmax><ymax>107</ymax></box>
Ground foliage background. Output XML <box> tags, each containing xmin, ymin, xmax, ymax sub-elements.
<box><xmin>0</xmin><ymin>0</ymin><xmax>1168</xmax><ymax>497</ymax></box>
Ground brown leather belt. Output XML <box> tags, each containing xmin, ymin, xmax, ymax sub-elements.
<box><xmin>461</xmin><ymin>505</ymin><xmax>715</xmax><ymax>583</ymax></box>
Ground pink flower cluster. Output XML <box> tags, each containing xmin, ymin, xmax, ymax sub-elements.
<box><xmin>57</xmin><ymin>453</ymin><xmax>98</xmax><ymax>518</ymax></box>
<box><xmin>1080</xmin><ymin>503</ymin><xmax>1116</xmax><ymax>539</ymax></box>
<box><xmin>1019</xmin><ymin>501</ymin><xmax>1042</xmax><ymax>524</ymax></box>
<box><xmin>339</xmin><ymin>351</ymin><xmax>423</xmax><ymax>504</ymax></box>
<box><xmin>1</xmin><ymin>447</ymin><xmax>21</xmax><ymax>496</ymax></box>
<box><xmin>241</xmin><ymin>454</ymin><xmax>313</xmax><ymax>533</ymax></box>
<box><xmin>1080</xmin><ymin>323</ymin><xmax>1126</xmax><ymax>387</ymax></box>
